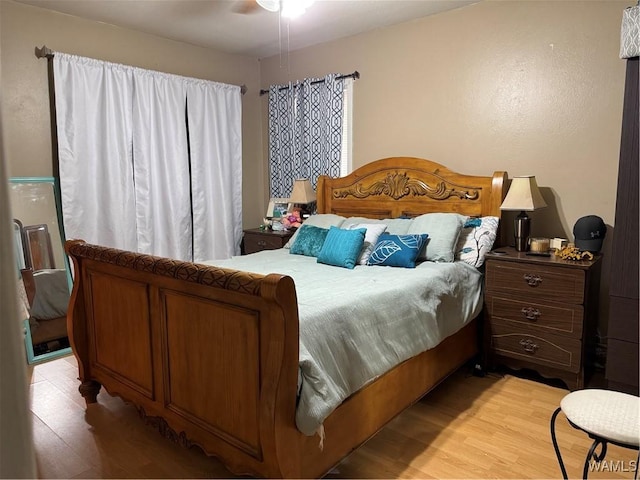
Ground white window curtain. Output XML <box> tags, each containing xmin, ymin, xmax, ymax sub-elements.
<box><xmin>186</xmin><ymin>81</ymin><xmax>242</xmax><ymax>262</ymax></box>
<box><xmin>268</xmin><ymin>73</ymin><xmax>349</xmax><ymax>198</ymax></box>
<box><xmin>54</xmin><ymin>56</ymin><xmax>137</xmax><ymax>252</ymax></box>
<box><xmin>133</xmin><ymin>71</ymin><xmax>192</xmax><ymax>260</ymax></box>
<box><xmin>54</xmin><ymin>53</ymin><xmax>242</xmax><ymax>262</ymax></box>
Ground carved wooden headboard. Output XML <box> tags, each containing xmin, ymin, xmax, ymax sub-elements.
<box><xmin>317</xmin><ymin>156</ymin><xmax>508</xmax><ymax>244</ymax></box>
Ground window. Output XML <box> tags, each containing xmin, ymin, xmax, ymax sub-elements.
<box><xmin>268</xmin><ymin>73</ymin><xmax>354</xmax><ymax>197</ymax></box>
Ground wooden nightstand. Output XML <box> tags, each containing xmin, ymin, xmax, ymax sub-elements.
<box><xmin>242</xmin><ymin>228</ymin><xmax>294</xmax><ymax>255</ymax></box>
<box><xmin>484</xmin><ymin>247</ymin><xmax>602</xmax><ymax>390</ymax></box>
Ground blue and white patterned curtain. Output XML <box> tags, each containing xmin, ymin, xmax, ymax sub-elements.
<box><xmin>268</xmin><ymin>73</ymin><xmax>345</xmax><ymax>198</ymax></box>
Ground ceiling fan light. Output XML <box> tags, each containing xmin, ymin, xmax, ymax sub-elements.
<box><xmin>256</xmin><ymin>0</ymin><xmax>280</xmax><ymax>12</ymax></box>
<box><xmin>281</xmin><ymin>0</ymin><xmax>314</xmax><ymax>18</ymax></box>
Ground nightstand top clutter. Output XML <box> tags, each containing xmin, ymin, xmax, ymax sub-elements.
<box><xmin>487</xmin><ymin>247</ymin><xmax>601</xmax><ymax>270</ymax></box>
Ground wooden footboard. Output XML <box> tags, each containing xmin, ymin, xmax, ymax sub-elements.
<box><xmin>65</xmin><ymin>240</ymin><xmax>302</xmax><ymax>478</ymax></box>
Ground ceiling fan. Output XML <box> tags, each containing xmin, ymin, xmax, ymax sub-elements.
<box><xmin>235</xmin><ymin>0</ymin><xmax>315</xmax><ymax>18</ymax></box>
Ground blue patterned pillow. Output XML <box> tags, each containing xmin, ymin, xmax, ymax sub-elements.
<box><xmin>367</xmin><ymin>233</ymin><xmax>429</xmax><ymax>268</ymax></box>
<box><xmin>289</xmin><ymin>224</ymin><xmax>329</xmax><ymax>257</ymax></box>
<box><xmin>317</xmin><ymin>226</ymin><xmax>366</xmax><ymax>269</ymax></box>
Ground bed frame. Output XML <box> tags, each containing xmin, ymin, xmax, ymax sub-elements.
<box><xmin>65</xmin><ymin>157</ymin><xmax>507</xmax><ymax>478</ymax></box>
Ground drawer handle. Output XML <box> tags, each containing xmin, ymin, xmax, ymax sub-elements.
<box><xmin>257</xmin><ymin>240</ymin><xmax>267</xmax><ymax>247</ymax></box>
<box><xmin>521</xmin><ymin>306</ymin><xmax>542</xmax><ymax>321</ymax></box>
<box><xmin>519</xmin><ymin>338</ymin><xmax>539</xmax><ymax>353</ymax></box>
<box><xmin>523</xmin><ymin>273</ymin><xmax>543</xmax><ymax>287</ymax></box>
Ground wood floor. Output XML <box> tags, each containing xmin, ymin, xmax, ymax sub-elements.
<box><xmin>30</xmin><ymin>355</ymin><xmax>636</xmax><ymax>479</ymax></box>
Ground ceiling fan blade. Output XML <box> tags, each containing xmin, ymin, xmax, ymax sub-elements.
<box><xmin>234</xmin><ymin>0</ymin><xmax>261</xmax><ymax>14</ymax></box>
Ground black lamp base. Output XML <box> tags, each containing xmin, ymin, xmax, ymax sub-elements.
<box><xmin>514</xmin><ymin>211</ymin><xmax>531</xmax><ymax>252</ymax></box>
<box><xmin>294</xmin><ymin>201</ymin><xmax>316</xmax><ymax>220</ymax></box>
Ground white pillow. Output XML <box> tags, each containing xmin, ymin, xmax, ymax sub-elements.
<box><xmin>455</xmin><ymin>216</ymin><xmax>500</xmax><ymax>267</ymax></box>
<box><xmin>284</xmin><ymin>213</ymin><xmax>346</xmax><ymax>248</ymax></box>
<box><xmin>346</xmin><ymin>223</ymin><xmax>388</xmax><ymax>265</ymax></box>
<box><xmin>407</xmin><ymin>213</ymin><xmax>468</xmax><ymax>262</ymax></box>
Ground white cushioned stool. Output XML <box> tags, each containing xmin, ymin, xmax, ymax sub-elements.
<box><xmin>550</xmin><ymin>389</ymin><xmax>640</xmax><ymax>479</ymax></box>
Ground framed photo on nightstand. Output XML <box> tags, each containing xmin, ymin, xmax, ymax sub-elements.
<box><xmin>266</xmin><ymin>198</ymin><xmax>291</xmax><ymax>219</ymax></box>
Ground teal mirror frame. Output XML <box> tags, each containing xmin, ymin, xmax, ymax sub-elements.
<box><xmin>10</xmin><ymin>176</ymin><xmax>72</xmax><ymax>364</ymax></box>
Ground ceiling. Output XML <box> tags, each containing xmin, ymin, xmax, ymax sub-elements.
<box><xmin>15</xmin><ymin>0</ymin><xmax>477</xmax><ymax>58</ymax></box>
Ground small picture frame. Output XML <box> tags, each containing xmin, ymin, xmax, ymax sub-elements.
<box><xmin>266</xmin><ymin>198</ymin><xmax>291</xmax><ymax>219</ymax></box>
<box><xmin>23</xmin><ymin>224</ymin><xmax>55</xmax><ymax>270</ymax></box>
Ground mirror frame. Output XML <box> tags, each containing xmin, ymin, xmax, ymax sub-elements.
<box><xmin>10</xmin><ymin>176</ymin><xmax>72</xmax><ymax>364</ymax></box>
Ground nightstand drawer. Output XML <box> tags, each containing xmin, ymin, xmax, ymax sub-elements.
<box><xmin>244</xmin><ymin>235</ymin><xmax>285</xmax><ymax>253</ymax></box>
<box><xmin>490</xmin><ymin>322</ymin><xmax>582</xmax><ymax>373</ymax></box>
<box><xmin>485</xmin><ymin>261</ymin><xmax>585</xmax><ymax>304</ymax></box>
<box><xmin>242</xmin><ymin>228</ymin><xmax>294</xmax><ymax>255</ymax></box>
<box><xmin>486</xmin><ymin>295</ymin><xmax>583</xmax><ymax>338</ymax></box>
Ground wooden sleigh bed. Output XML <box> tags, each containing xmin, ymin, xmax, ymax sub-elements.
<box><xmin>64</xmin><ymin>156</ymin><xmax>507</xmax><ymax>478</ymax></box>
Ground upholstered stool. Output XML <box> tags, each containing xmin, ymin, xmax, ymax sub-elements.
<box><xmin>550</xmin><ymin>389</ymin><xmax>640</xmax><ymax>479</ymax></box>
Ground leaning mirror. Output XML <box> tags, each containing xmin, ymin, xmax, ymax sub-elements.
<box><xmin>10</xmin><ymin>177</ymin><xmax>72</xmax><ymax>364</ymax></box>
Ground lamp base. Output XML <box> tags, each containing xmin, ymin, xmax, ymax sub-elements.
<box><xmin>294</xmin><ymin>201</ymin><xmax>316</xmax><ymax>220</ymax></box>
<box><xmin>514</xmin><ymin>211</ymin><xmax>531</xmax><ymax>252</ymax></box>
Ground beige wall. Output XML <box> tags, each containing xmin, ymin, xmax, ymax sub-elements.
<box><xmin>260</xmin><ymin>0</ymin><xmax>632</xmax><ymax>336</ymax></box>
<box><xmin>0</xmin><ymin>0</ymin><xmax>265</xmax><ymax>228</ymax></box>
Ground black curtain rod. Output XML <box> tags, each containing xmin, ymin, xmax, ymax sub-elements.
<box><xmin>34</xmin><ymin>45</ymin><xmax>248</xmax><ymax>95</ymax></box>
<box><xmin>259</xmin><ymin>71</ymin><xmax>360</xmax><ymax>96</ymax></box>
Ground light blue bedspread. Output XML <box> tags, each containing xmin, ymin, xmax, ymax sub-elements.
<box><xmin>205</xmin><ymin>249</ymin><xmax>483</xmax><ymax>436</ymax></box>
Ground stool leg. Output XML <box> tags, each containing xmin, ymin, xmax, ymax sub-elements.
<box><xmin>582</xmin><ymin>437</ymin><xmax>607</xmax><ymax>480</ymax></box>
<box><xmin>550</xmin><ymin>407</ymin><xmax>569</xmax><ymax>480</ymax></box>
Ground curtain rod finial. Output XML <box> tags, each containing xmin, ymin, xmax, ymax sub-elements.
<box><xmin>35</xmin><ymin>45</ymin><xmax>53</xmax><ymax>59</ymax></box>
<box><xmin>240</xmin><ymin>84</ymin><xmax>247</xmax><ymax>95</ymax></box>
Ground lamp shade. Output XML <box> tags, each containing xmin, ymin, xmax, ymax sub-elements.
<box><xmin>500</xmin><ymin>176</ymin><xmax>547</xmax><ymax>211</ymax></box>
<box><xmin>289</xmin><ymin>179</ymin><xmax>316</xmax><ymax>204</ymax></box>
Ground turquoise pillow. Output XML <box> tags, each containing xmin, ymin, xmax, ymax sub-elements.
<box><xmin>367</xmin><ymin>233</ymin><xmax>429</xmax><ymax>268</ymax></box>
<box><xmin>284</xmin><ymin>214</ymin><xmax>346</xmax><ymax>248</ymax></box>
<box><xmin>290</xmin><ymin>224</ymin><xmax>329</xmax><ymax>257</ymax></box>
<box><xmin>317</xmin><ymin>226</ymin><xmax>366</xmax><ymax>269</ymax></box>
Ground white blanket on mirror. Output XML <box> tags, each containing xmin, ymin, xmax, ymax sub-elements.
<box><xmin>205</xmin><ymin>248</ymin><xmax>483</xmax><ymax>436</ymax></box>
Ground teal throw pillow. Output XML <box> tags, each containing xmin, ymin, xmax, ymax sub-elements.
<box><xmin>317</xmin><ymin>226</ymin><xmax>366</xmax><ymax>269</ymax></box>
<box><xmin>367</xmin><ymin>233</ymin><xmax>429</xmax><ymax>268</ymax></box>
<box><xmin>289</xmin><ymin>224</ymin><xmax>329</xmax><ymax>257</ymax></box>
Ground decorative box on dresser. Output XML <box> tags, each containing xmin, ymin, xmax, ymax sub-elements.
<box><xmin>484</xmin><ymin>248</ymin><xmax>602</xmax><ymax>390</ymax></box>
<box><xmin>242</xmin><ymin>228</ymin><xmax>294</xmax><ymax>255</ymax></box>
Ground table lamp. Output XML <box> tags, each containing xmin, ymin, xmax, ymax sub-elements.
<box><xmin>289</xmin><ymin>179</ymin><xmax>317</xmax><ymax>219</ymax></box>
<box><xmin>500</xmin><ymin>176</ymin><xmax>547</xmax><ymax>251</ymax></box>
